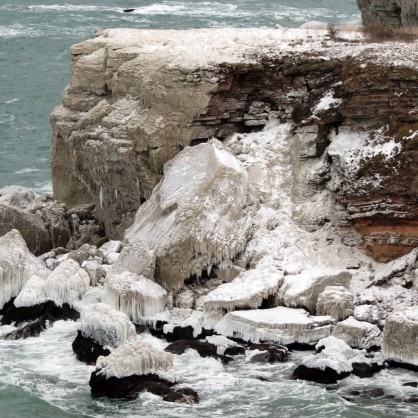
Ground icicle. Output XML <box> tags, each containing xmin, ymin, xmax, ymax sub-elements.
<box><xmin>99</xmin><ymin>186</ymin><xmax>104</xmax><ymax>209</ymax></box>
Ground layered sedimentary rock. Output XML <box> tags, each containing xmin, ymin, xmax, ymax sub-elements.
<box><xmin>357</xmin><ymin>0</ymin><xmax>418</xmax><ymax>28</ymax></box>
<box><xmin>51</xmin><ymin>28</ymin><xmax>418</xmax><ymax>262</ymax></box>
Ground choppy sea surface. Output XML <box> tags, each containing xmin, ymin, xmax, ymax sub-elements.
<box><xmin>2</xmin><ymin>2</ymin><xmax>418</xmax><ymax>418</ymax></box>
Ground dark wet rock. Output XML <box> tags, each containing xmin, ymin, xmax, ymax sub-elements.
<box><xmin>150</xmin><ymin>320</ymin><xmax>213</xmax><ymax>341</ymax></box>
<box><xmin>134</xmin><ymin>323</ymin><xmax>148</xmax><ymax>334</ymax></box>
<box><xmin>250</xmin><ymin>347</ymin><xmax>289</xmax><ymax>363</ymax></box>
<box><xmin>3</xmin><ymin>318</ymin><xmax>49</xmax><ymax>340</ymax></box>
<box><xmin>293</xmin><ymin>364</ymin><xmax>350</xmax><ymax>384</ymax></box>
<box><xmin>123</xmin><ymin>8</ymin><xmax>135</xmax><ymax>13</ymax></box>
<box><xmin>403</xmin><ymin>382</ymin><xmax>418</xmax><ymax>388</ymax></box>
<box><xmin>1</xmin><ymin>300</ymin><xmax>79</xmax><ymax>326</ymax></box>
<box><xmin>165</xmin><ymin>339</ymin><xmax>233</xmax><ymax>363</ymax></box>
<box><xmin>163</xmin><ymin>387</ymin><xmax>200</xmax><ymax>404</ymax></box>
<box><xmin>72</xmin><ymin>331</ymin><xmax>111</xmax><ymax>365</ymax></box>
<box><xmin>351</xmin><ymin>360</ymin><xmax>385</xmax><ymax>378</ymax></box>
<box><xmin>406</xmin><ymin>395</ymin><xmax>418</xmax><ymax>403</ymax></box>
<box><xmin>254</xmin><ymin>376</ymin><xmax>272</xmax><ymax>382</ymax></box>
<box><xmin>90</xmin><ymin>372</ymin><xmax>175</xmax><ymax>399</ymax></box>
<box><xmin>224</xmin><ymin>345</ymin><xmax>246</xmax><ymax>356</ymax></box>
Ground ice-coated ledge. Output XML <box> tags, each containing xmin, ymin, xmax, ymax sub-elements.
<box><xmin>215</xmin><ymin>306</ymin><xmax>335</xmax><ymax>345</ymax></box>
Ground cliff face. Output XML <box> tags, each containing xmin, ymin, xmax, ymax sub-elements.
<box><xmin>51</xmin><ymin>28</ymin><xmax>418</xmax><ymax>262</ymax></box>
<box><xmin>357</xmin><ymin>0</ymin><xmax>418</xmax><ymax>28</ymax></box>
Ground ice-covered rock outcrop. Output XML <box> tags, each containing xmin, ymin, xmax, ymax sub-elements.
<box><xmin>102</xmin><ymin>271</ymin><xmax>167</xmax><ymax>322</ymax></box>
<box><xmin>89</xmin><ymin>341</ymin><xmax>185</xmax><ymax>400</ymax></box>
<box><xmin>316</xmin><ymin>286</ymin><xmax>354</xmax><ymax>321</ymax></box>
<box><xmin>215</xmin><ymin>306</ymin><xmax>335</xmax><ymax>345</ymax></box>
<box><xmin>79</xmin><ymin>303</ymin><xmax>136</xmax><ymax>349</ymax></box>
<box><xmin>124</xmin><ymin>143</ymin><xmax>252</xmax><ymax>291</ymax></box>
<box><xmin>332</xmin><ymin>316</ymin><xmax>382</xmax><ymax>349</ymax></box>
<box><xmin>383</xmin><ymin>306</ymin><xmax>418</xmax><ymax>368</ymax></box>
<box><xmin>203</xmin><ymin>267</ymin><xmax>283</xmax><ymax>313</ymax></box>
<box><xmin>293</xmin><ymin>336</ymin><xmax>353</xmax><ymax>384</ymax></box>
<box><xmin>0</xmin><ymin>229</ymin><xmax>49</xmax><ymax>310</ymax></box>
<box><xmin>72</xmin><ymin>303</ymin><xmax>137</xmax><ymax>364</ymax></box>
<box><xmin>43</xmin><ymin>259</ymin><xmax>90</xmax><ymax>307</ymax></box>
<box><xmin>280</xmin><ymin>269</ymin><xmax>352</xmax><ymax>314</ymax></box>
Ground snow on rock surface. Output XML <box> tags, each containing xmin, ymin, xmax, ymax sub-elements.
<box><xmin>43</xmin><ymin>259</ymin><xmax>90</xmax><ymax>307</ymax></box>
<box><xmin>383</xmin><ymin>306</ymin><xmax>418</xmax><ymax>367</ymax></box>
<box><xmin>203</xmin><ymin>267</ymin><xmax>283</xmax><ymax>313</ymax></box>
<box><xmin>95</xmin><ymin>340</ymin><xmax>175</xmax><ymax>381</ymax></box>
<box><xmin>108</xmin><ymin>239</ymin><xmax>156</xmax><ymax>280</ymax></box>
<box><xmin>102</xmin><ymin>271</ymin><xmax>167</xmax><ymax>322</ymax></box>
<box><xmin>281</xmin><ymin>268</ymin><xmax>352</xmax><ymax>314</ymax></box>
<box><xmin>215</xmin><ymin>307</ymin><xmax>335</xmax><ymax>345</ymax></box>
<box><xmin>332</xmin><ymin>316</ymin><xmax>382</xmax><ymax>349</ymax></box>
<box><xmin>205</xmin><ymin>335</ymin><xmax>242</xmax><ymax>355</ymax></box>
<box><xmin>316</xmin><ymin>286</ymin><xmax>354</xmax><ymax>321</ymax></box>
<box><xmin>353</xmin><ymin>304</ymin><xmax>381</xmax><ymax>325</ymax></box>
<box><xmin>82</xmin><ymin>259</ymin><xmax>105</xmax><ymax>286</ymax></box>
<box><xmin>124</xmin><ymin>143</ymin><xmax>252</xmax><ymax>291</ymax></box>
<box><xmin>79</xmin><ymin>303</ymin><xmax>136</xmax><ymax>349</ymax></box>
<box><xmin>0</xmin><ymin>229</ymin><xmax>49</xmax><ymax>309</ymax></box>
<box><xmin>13</xmin><ymin>275</ymin><xmax>47</xmax><ymax>308</ymax></box>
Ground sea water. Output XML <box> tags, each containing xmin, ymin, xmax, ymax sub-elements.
<box><xmin>1</xmin><ymin>1</ymin><xmax>418</xmax><ymax>417</ymax></box>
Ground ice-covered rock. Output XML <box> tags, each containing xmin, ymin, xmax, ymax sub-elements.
<box><xmin>43</xmin><ymin>259</ymin><xmax>90</xmax><ymax>307</ymax></box>
<box><xmin>203</xmin><ymin>267</ymin><xmax>283</xmax><ymax>313</ymax></box>
<box><xmin>82</xmin><ymin>259</ymin><xmax>105</xmax><ymax>286</ymax></box>
<box><xmin>90</xmin><ymin>340</ymin><xmax>177</xmax><ymax>399</ymax></box>
<box><xmin>281</xmin><ymin>268</ymin><xmax>352</xmax><ymax>313</ymax></box>
<box><xmin>95</xmin><ymin>341</ymin><xmax>175</xmax><ymax>380</ymax></box>
<box><xmin>316</xmin><ymin>286</ymin><xmax>354</xmax><ymax>321</ymax></box>
<box><xmin>109</xmin><ymin>239</ymin><xmax>155</xmax><ymax>280</ymax></box>
<box><xmin>353</xmin><ymin>304</ymin><xmax>381</xmax><ymax>325</ymax></box>
<box><xmin>332</xmin><ymin>316</ymin><xmax>382</xmax><ymax>349</ymax></box>
<box><xmin>13</xmin><ymin>275</ymin><xmax>47</xmax><ymax>308</ymax></box>
<box><xmin>174</xmin><ymin>290</ymin><xmax>196</xmax><ymax>309</ymax></box>
<box><xmin>293</xmin><ymin>336</ymin><xmax>353</xmax><ymax>384</ymax></box>
<box><xmin>124</xmin><ymin>143</ymin><xmax>252</xmax><ymax>291</ymax></box>
<box><xmin>0</xmin><ymin>229</ymin><xmax>49</xmax><ymax>309</ymax></box>
<box><xmin>0</xmin><ymin>185</ymin><xmax>36</xmax><ymax>210</ymax></box>
<box><xmin>102</xmin><ymin>271</ymin><xmax>167</xmax><ymax>322</ymax></box>
<box><xmin>96</xmin><ymin>240</ymin><xmax>122</xmax><ymax>259</ymax></box>
<box><xmin>79</xmin><ymin>303</ymin><xmax>136</xmax><ymax>349</ymax></box>
<box><xmin>205</xmin><ymin>335</ymin><xmax>244</xmax><ymax>356</ymax></box>
<box><xmin>383</xmin><ymin>306</ymin><xmax>418</xmax><ymax>368</ymax></box>
<box><xmin>350</xmin><ymin>351</ymin><xmax>385</xmax><ymax>378</ymax></box>
<box><xmin>215</xmin><ymin>306</ymin><xmax>335</xmax><ymax>345</ymax></box>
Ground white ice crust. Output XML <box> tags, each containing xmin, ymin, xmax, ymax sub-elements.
<box><xmin>215</xmin><ymin>306</ymin><xmax>335</xmax><ymax>344</ymax></box>
<box><xmin>102</xmin><ymin>271</ymin><xmax>167</xmax><ymax>322</ymax></box>
<box><xmin>43</xmin><ymin>259</ymin><xmax>90</xmax><ymax>307</ymax></box>
<box><xmin>332</xmin><ymin>316</ymin><xmax>382</xmax><ymax>349</ymax></box>
<box><xmin>203</xmin><ymin>267</ymin><xmax>283</xmax><ymax>313</ymax></box>
<box><xmin>96</xmin><ymin>340</ymin><xmax>175</xmax><ymax>381</ymax></box>
<box><xmin>0</xmin><ymin>229</ymin><xmax>49</xmax><ymax>309</ymax></box>
<box><xmin>79</xmin><ymin>303</ymin><xmax>136</xmax><ymax>349</ymax></box>
<box><xmin>124</xmin><ymin>143</ymin><xmax>252</xmax><ymax>290</ymax></box>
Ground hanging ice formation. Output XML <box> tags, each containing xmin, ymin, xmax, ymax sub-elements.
<box><xmin>102</xmin><ymin>271</ymin><xmax>167</xmax><ymax>322</ymax></box>
<box><xmin>123</xmin><ymin>142</ymin><xmax>253</xmax><ymax>291</ymax></box>
<box><xmin>95</xmin><ymin>340</ymin><xmax>175</xmax><ymax>381</ymax></box>
<box><xmin>79</xmin><ymin>303</ymin><xmax>137</xmax><ymax>349</ymax></box>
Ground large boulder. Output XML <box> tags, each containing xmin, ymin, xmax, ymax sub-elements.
<box><xmin>215</xmin><ymin>306</ymin><xmax>335</xmax><ymax>346</ymax></box>
<box><xmin>0</xmin><ymin>230</ymin><xmax>49</xmax><ymax>310</ymax></box>
<box><xmin>316</xmin><ymin>286</ymin><xmax>354</xmax><ymax>321</ymax></box>
<box><xmin>203</xmin><ymin>267</ymin><xmax>283</xmax><ymax>313</ymax></box>
<box><xmin>332</xmin><ymin>316</ymin><xmax>382</xmax><ymax>349</ymax></box>
<box><xmin>383</xmin><ymin>306</ymin><xmax>418</xmax><ymax>368</ymax></box>
<box><xmin>89</xmin><ymin>341</ymin><xmax>187</xmax><ymax>400</ymax></box>
<box><xmin>73</xmin><ymin>303</ymin><xmax>136</xmax><ymax>364</ymax></box>
<box><xmin>123</xmin><ymin>143</ymin><xmax>252</xmax><ymax>291</ymax></box>
<box><xmin>102</xmin><ymin>271</ymin><xmax>167</xmax><ymax>322</ymax></box>
<box><xmin>281</xmin><ymin>269</ymin><xmax>352</xmax><ymax>314</ymax></box>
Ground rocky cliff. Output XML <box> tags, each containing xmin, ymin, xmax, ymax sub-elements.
<box><xmin>50</xmin><ymin>28</ymin><xmax>418</xmax><ymax>263</ymax></box>
<box><xmin>357</xmin><ymin>0</ymin><xmax>418</xmax><ymax>28</ymax></box>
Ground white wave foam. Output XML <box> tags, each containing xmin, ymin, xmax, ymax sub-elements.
<box><xmin>14</xmin><ymin>168</ymin><xmax>41</xmax><ymax>174</ymax></box>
